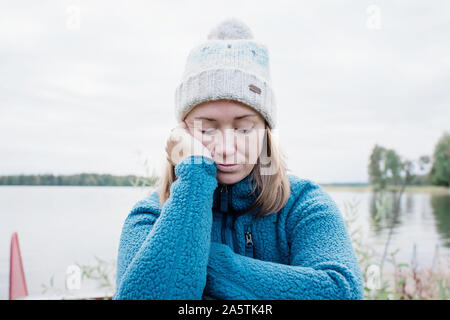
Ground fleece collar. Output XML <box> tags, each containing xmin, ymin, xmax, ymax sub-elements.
<box><xmin>212</xmin><ymin>171</ymin><xmax>259</xmax><ymax>214</ymax></box>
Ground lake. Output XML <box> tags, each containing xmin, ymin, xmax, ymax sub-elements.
<box><xmin>1</xmin><ymin>186</ymin><xmax>449</xmax><ymax>299</ymax></box>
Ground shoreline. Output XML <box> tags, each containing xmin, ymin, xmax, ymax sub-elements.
<box><xmin>0</xmin><ymin>184</ymin><xmax>449</xmax><ymax>195</ymax></box>
<box><xmin>322</xmin><ymin>185</ymin><xmax>450</xmax><ymax>195</ymax></box>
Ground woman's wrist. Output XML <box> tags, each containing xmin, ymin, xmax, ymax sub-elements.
<box><xmin>175</xmin><ymin>154</ymin><xmax>217</xmax><ymax>180</ymax></box>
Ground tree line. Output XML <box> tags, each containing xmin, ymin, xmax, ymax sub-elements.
<box><xmin>0</xmin><ymin>173</ymin><xmax>158</xmax><ymax>187</ymax></box>
<box><xmin>368</xmin><ymin>132</ymin><xmax>450</xmax><ymax>190</ymax></box>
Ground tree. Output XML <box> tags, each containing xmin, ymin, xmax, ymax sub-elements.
<box><xmin>368</xmin><ymin>145</ymin><xmax>404</xmax><ymax>190</ymax></box>
<box><xmin>368</xmin><ymin>145</ymin><xmax>387</xmax><ymax>189</ymax></box>
<box><xmin>368</xmin><ymin>144</ymin><xmax>431</xmax><ymax>189</ymax></box>
<box><xmin>430</xmin><ymin>132</ymin><xmax>450</xmax><ymax>187</ymax></box>
<box><xmin>385</xmin><ymin>149</ymin><xmax>402</xmax><ymax>185</ymax></box>
<box><xmin>369</xmin><ymin>147</ymin><xmax>429</xmax><ymax>271</ymax></box>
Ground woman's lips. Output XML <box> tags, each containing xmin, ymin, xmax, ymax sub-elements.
<box><xmin>216</xmin><ymin>163</ymin><xmax>239</xmax><ymax>172</ymax></box>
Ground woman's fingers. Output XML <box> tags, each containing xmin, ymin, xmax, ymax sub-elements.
<box><xmin>165</xmin><ymin>121</ymin><xmax>213</xmax><ymax>166</ymax></box>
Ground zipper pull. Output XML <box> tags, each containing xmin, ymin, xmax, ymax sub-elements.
<box><xmin>244</xmin><ymin>225</ymin><xmax>254</xmax><ymax>258</ymax></box>
<box><xmin>245</xmin><ymin>230</ymin><xmax>253</xmax><ymax>246</ymax></box>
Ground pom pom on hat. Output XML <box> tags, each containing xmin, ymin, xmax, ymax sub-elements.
<box><xmin>207</xmin><ymin>18</ymin><xmax>254</xmax><ymax>40</ymax></box>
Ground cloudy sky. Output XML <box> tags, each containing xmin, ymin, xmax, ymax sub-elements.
<box><xmin>0</xmin><ymin>0</ymin><xmax>449</xmax><ymax>183</ymax></box>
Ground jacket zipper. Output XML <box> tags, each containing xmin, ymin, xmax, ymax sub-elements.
<box><xmin>245</xmin><ymin>225</ymin><xmax>254</xmax><ymax>258</ymax></box>
<box><xmin>220</xmin><ymin>185</ymin><xmax>229</xmax><ymax>245</ymax></box>
<box><xmin>219</xmin><ymin>184</ymin><xmax>228</xmax><ymax>213</ymax></box>
<box><xmin>218</xmin><ymin>184</ymin><xmax>255</xmax><ymax>258</ymax></box>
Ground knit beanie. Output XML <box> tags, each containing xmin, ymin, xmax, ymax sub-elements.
<box><xmin>174</xmin><ymin>18</ymin><xmax>277</xmax><ymax>129</ymax></box>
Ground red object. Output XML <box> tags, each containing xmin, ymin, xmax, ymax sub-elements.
<box><xmin>9</xmin><ymin>232</ymin><xmax>28</xmax><ymax>300</ymax></box>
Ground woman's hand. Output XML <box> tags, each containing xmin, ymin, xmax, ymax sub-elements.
<box><xmin>165</xmin><ymin>121</ymin><xmax>213</xmax><ymax>166</ymax></box>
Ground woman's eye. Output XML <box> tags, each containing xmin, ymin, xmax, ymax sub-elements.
<box><xmin>200</xmin><ymin>128</ymin><xmax>253</xmax><ymax>134</ymax></box>
<box><xmin>201</xmin><ymin>129</ymin><xmax>216</xmax><ymax>134</ymax></box>
<box><xmin>236</xmin><ymin>128</ymin><xmax>253</xmax><ymax>134</ymax></box>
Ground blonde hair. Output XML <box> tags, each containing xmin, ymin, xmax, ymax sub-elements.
<box><xmin>157</xmin><ymin>124</ymin><xmax>291</xmax><ymax>218</ymax></box>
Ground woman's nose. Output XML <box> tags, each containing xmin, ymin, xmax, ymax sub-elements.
<box><xmin>212</xmin><ymin>129</ymin><xmax>237</xmax><ymax>162</ymax></box>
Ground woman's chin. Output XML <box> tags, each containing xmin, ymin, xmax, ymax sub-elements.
<box><xmin>216</xmin><ymin>171</ymin><xmax>242</xmax><ymax>185</ymax></box>
<box><xmin>217</xmin><ymin>163</ymin><xmax>255</xmax><ymax>185</ymax></box>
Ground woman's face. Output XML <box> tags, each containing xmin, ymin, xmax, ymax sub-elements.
<box><xmin>184</xmin><ymin>99</ymin><xmax>267</xmax><ymax>185</ymax></box>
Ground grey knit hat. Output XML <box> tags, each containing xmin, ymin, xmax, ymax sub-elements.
<box><xmin>174</xmin><ymin>18</ymin><xmax>277</xmax><ymax>129</ymax></box>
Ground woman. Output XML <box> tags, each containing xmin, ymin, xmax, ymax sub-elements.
<box><xmin>113</xmin><ymin>18</ymin><xmax>364</xmax><ymax>300</ymax></box>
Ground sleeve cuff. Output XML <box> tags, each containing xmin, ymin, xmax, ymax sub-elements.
<box><xmin>174</xmin><ymin>155</ymin><xmax>217</xmax><ymax>181</ymax></box>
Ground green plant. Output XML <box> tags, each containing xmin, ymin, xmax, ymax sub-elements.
<box><xmin>40</xmin><ymin>256</ymin><xmax>116</xmax><ymax>299</ymax></box>
<box><xmin>40</xmin><ymin>275</ymin><xmax>64</xmax><ymax>296</ymax></box>
<box><xmin>76</xmin><ymin>256</ymin><xmax>116</xmax><ymax>292</ymax></box>
<box><xmin>130</xmin><ymin>155</ymin><xmax>159</xmax><ymax>188</ymax></box>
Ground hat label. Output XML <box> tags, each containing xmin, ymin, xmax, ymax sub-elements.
<box><xmin>249</xmin><ymin>84</ymin><xmax>261</xmax><ymax>94</ymax></box>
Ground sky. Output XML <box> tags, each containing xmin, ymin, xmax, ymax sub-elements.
<box><xmin>0</xmin><ymin>0</ymin><xmax>449</xmax><ymax>183</ymax></box>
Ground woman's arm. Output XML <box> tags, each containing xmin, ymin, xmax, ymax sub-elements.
<box><xmin>203</xmin><ymin>182</ymin><xmax>364</xmax><ymax>300</ymax></box>
<box><xmin>113</xmin><ymin>155</ymin><xmax>217</xmax><ymax>300</ymax></box>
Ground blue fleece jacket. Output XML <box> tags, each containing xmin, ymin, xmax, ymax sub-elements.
<box><xmin>113</xmin><ymin>155</ymin><xmax>364</xmax><ymax>300</ymax></box>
